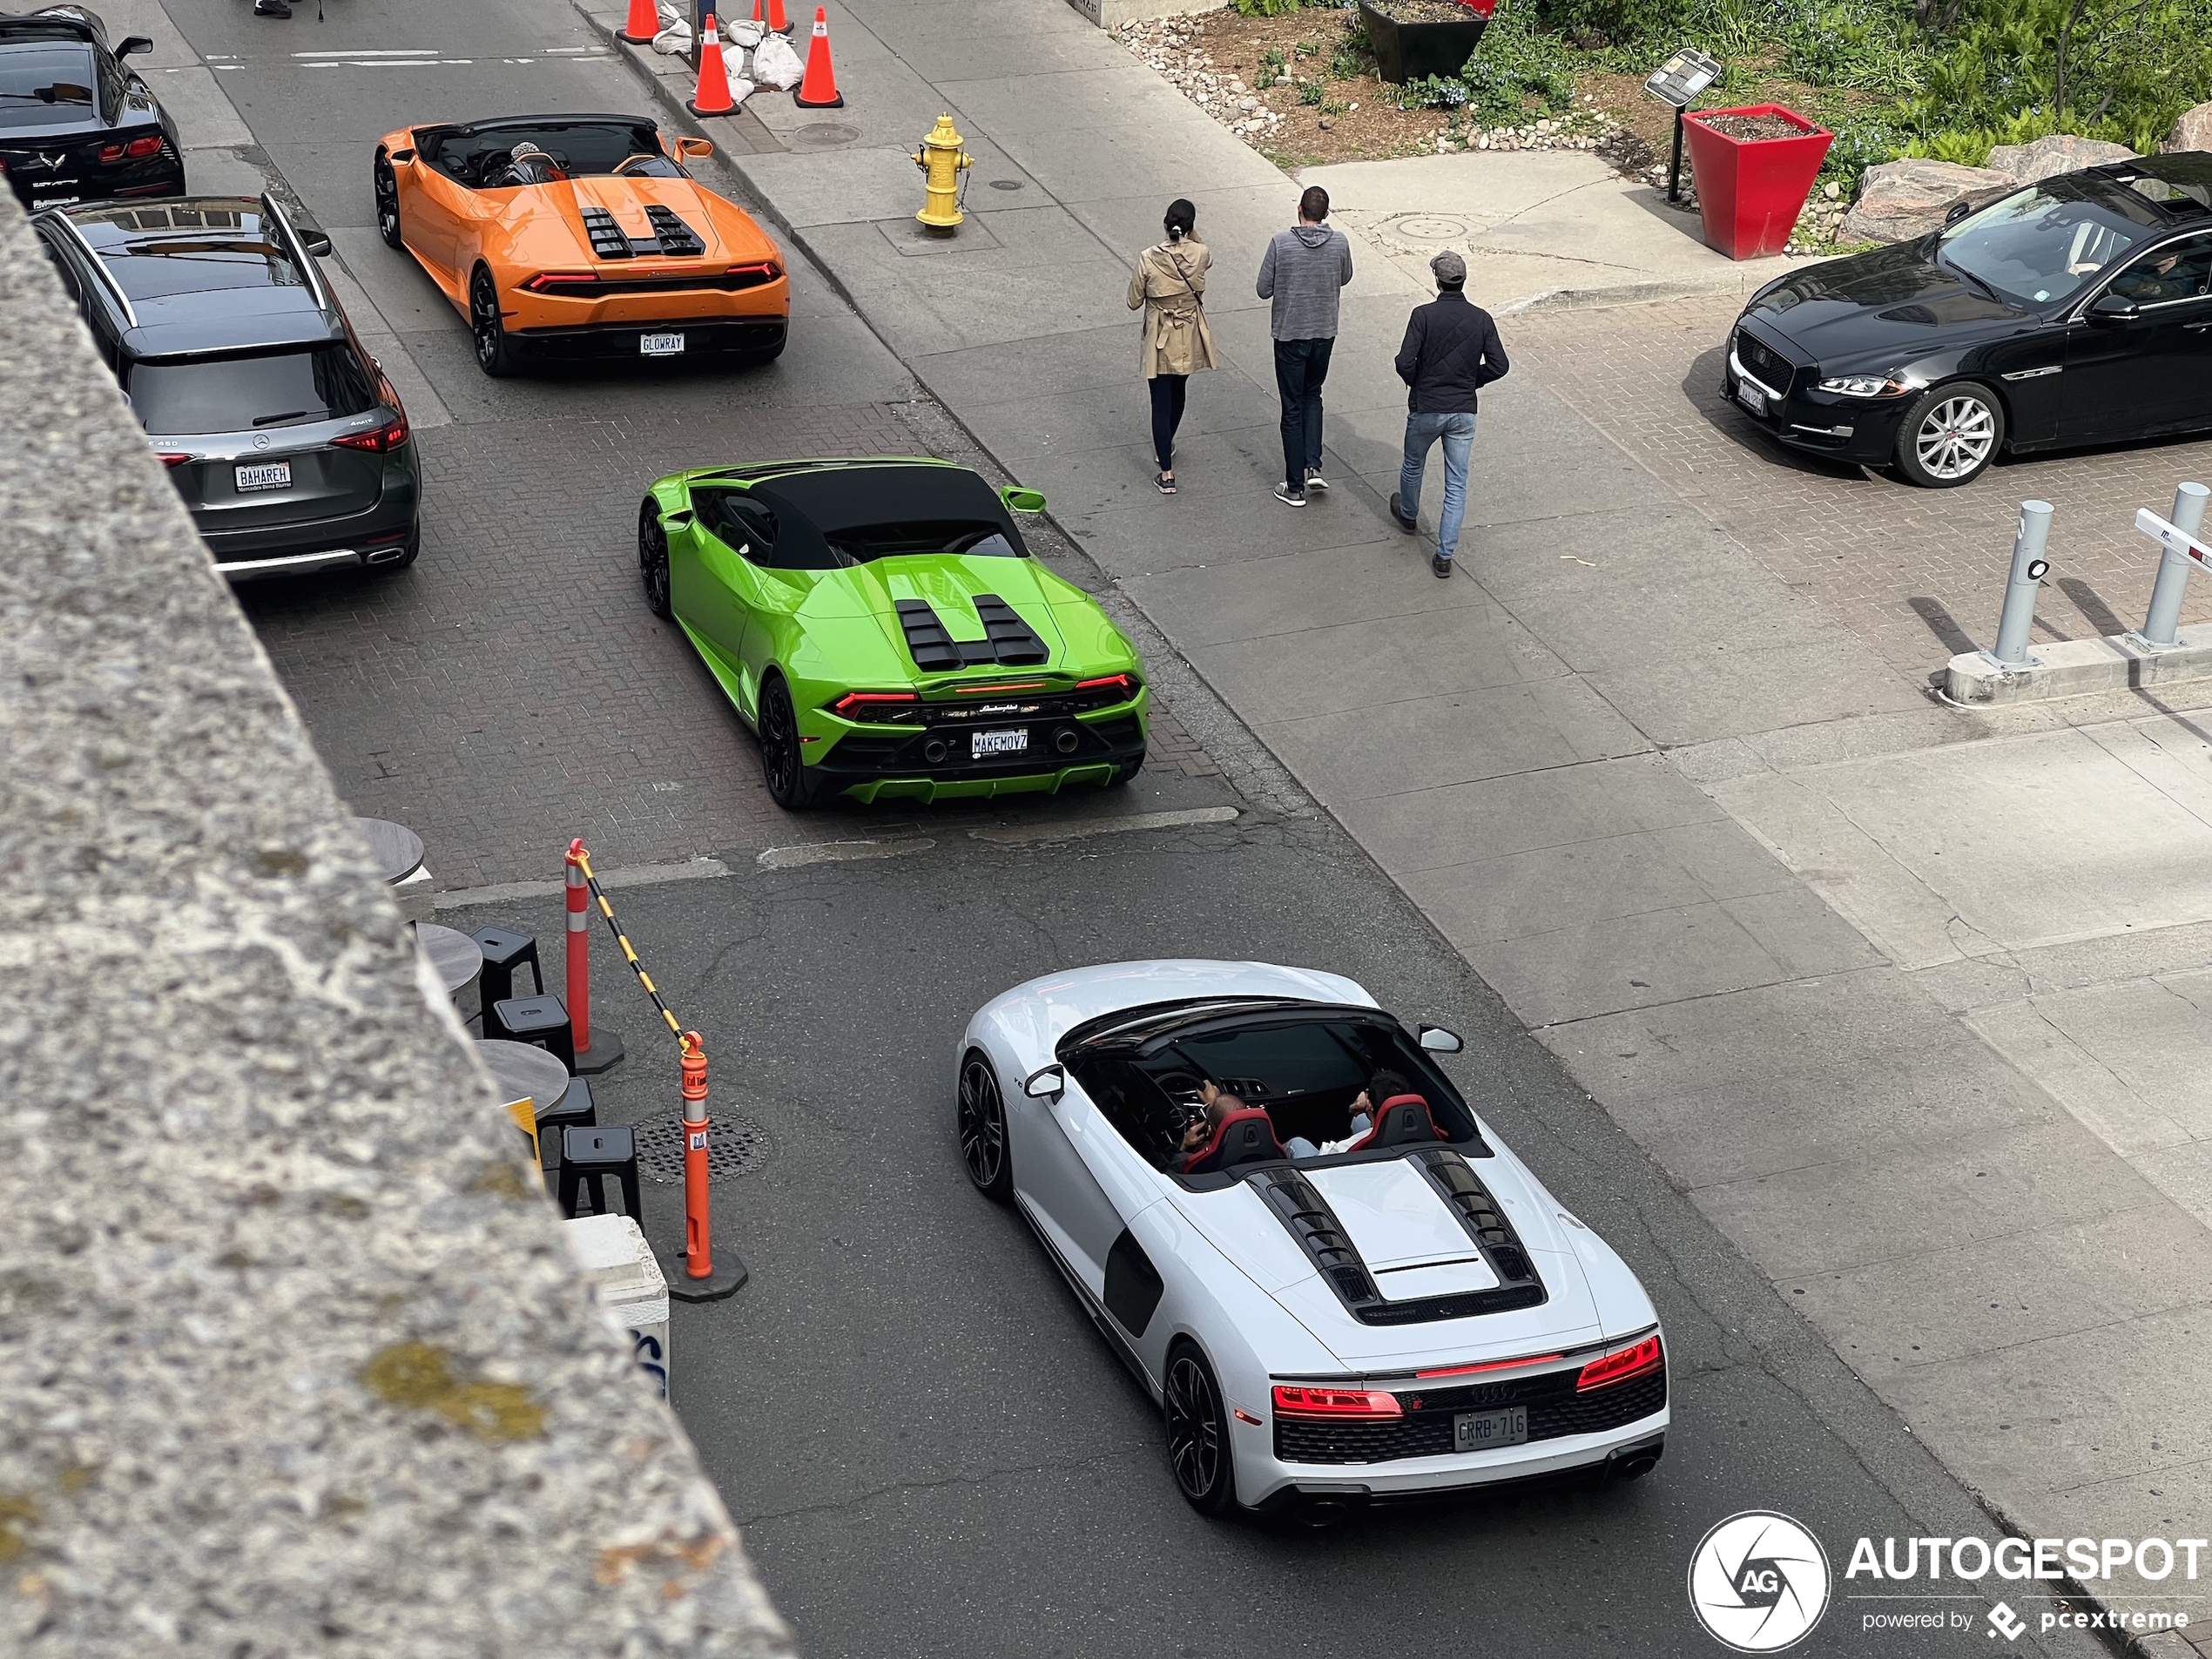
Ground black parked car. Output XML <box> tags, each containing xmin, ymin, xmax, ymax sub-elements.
<box><xmin>32</xmin><ymin>194</ymin><xmax>422</xmax><ymax>579</ymax></box>
<box><xmin>1724</xmin><ymin>152</ymin><xmax>2212</xmax><ymax>487</ymax></box>
<box><xmin>0</xmin><ymin>5</ymin><xmax>182</xmax><ymax>213</ymax></box>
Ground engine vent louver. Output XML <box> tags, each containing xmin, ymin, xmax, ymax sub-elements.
<box><xmin>642</xmin><ymin>203</ymin><xmax>705</xmax><ymax>257</ymax></box>
<box><xmin>1406</xmin><ymin>1150</ymin><xmax>1544</xmax><ymax>1292</ymax></box>
<box><xmin>893</xmin><ymin>596</ymin><xmax>1049</xmax><ymax>671</ymax></box>
<box><xmin>581</xmin><ymin>206</ymin><xmax>633</xmax><ymax>260</ymax></box>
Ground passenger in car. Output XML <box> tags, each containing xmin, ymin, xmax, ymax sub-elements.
<box><xmin>1284</xmin><ymin>1068</ymin><xmax>1413</xmax><ymax>1159</ymax></box>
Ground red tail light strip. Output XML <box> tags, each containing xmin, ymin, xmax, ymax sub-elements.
<box><xmin>1271</xmin><ymin>1385</ymin><xmax>1402</xmax><ymax>1420</ymax></box>
<box><xmin>1414</xmin><ymin>1352</ymin><xmax>1563</xmax><ymax>1380</ymax></box>
<box><xmin>828</xmin><ymin>691</ymin><xmax>920</xmax><ymax>719</ymax></box>
<box><xmin>98</xmin><ymin>136</ymin><xmax>165</xmax><ymax>164</ymax></box>
<box><xmin>1575</xmin><ymin>1333</ymin><xmax>1662</xmax><ymax>1393</ymax></box>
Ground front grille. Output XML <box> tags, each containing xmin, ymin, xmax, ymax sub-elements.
<box><xmin>1273</xmin><ymin>1362</ymin><xmax>1666</xmax><ymax>1466</ymax></box>
<box><xmin>1735</xmin><ymin>328</ymin><xmax>1796</xmax><ymax>394</ymax></box>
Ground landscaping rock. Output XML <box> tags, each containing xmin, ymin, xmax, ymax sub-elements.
<box><xmin>1841</xmin><ymin>158</ymin><xmax>2015</xmax><ymax>244</ymax></box>
<box><xmin>2164</xmin><ymin>100</ymin><xmax>2212</xmax><ymax>154</ymax></box>
<box><xmin>1985</xmin><ymin>133</ymin><xmax>2135</xmax><ymax>183</ymax></box>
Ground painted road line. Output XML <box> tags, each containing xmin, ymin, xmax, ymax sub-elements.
<box><xmin>434</xmin><ymin>857</ymin><xmax>731</xmax><ymax>911</ymax></box>
<box><xmin>756</xmin><ymin>838</ymin><xmax>936</xmax><ymax>871</ymax></box>
<box><xmin>969</xmin><ymin>806</ymin><xmax>1240</xmax><ymax>846</ymax></box>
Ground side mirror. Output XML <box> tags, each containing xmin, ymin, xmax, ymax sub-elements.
<box><xmin>299</xmin><ymin>227</ymin><xmax>334</xmax><ymax>258</ymax></box>
<box><xmin>1417</xmin><ymin>1024</ymin><xmax>1464</xmax><ymax>1054</ymax></box>
<box><xmin>676</xmin><ymin>136</ymin><xmax>714</xmax><ymax>160</ymax></box>
<box><xmin>115</xmin><ymin>35</ymin><xmax>153</xmax><ymax>58</ymax></box>
<box><xmin>1001</xmin><ymin>485</ymin><xmax>1048</xmax><ymax>514</ymax></box>
<box><xmin>388</xmin><ymin>147</ymin><xmax>415</xmax><ymax>165</ymax></box>
<box><xmin>2087</xmin><ymin>291</ymin><xmax>2140</xmax><ymax>325</ymax></box>
<box><xmin>1023</xmin><ymin>1064</ymin><xmax>1065</xmax><ymax>1100</ymax></box>
<box><xmin>1942</xmin><ymin>198</ymin><xmax>1973</xmax><ymax>228</ymax></box>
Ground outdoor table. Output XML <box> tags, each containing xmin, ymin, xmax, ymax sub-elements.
<box><xmin>415</xmin><ymin>921</ymin><xmax>482</xmax><ymax>1001</ymax></box>
<box><xmin>476</xmin><ymin>1038</ymin><xmax>572</xmax><ymax>1164</ymax></box>
<box><xmin>354</xmin><ymin>816</ymin><xmax>425</xmax><ymax>886</ymax></box>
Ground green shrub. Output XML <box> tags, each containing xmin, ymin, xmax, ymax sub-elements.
<box><xmin>1298</xmin><ymin>77</ymin><xmax>1327</xmax><ymax>104</ymax></box>
<box><xmin>1232</xmin><ymin>0</ymin><xmax>1304</xmax><ymax>17</ymax></box>
<box><xmin>1390</xmin><ymin>72</ymin><xmax>1474</xmax><ymax>109</ymax></box>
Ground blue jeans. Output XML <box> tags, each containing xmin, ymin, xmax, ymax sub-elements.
<box><xmin>1399</xmin><ymin>410</ymin><xmax>1477</xmax><ymax>561</ymax></box>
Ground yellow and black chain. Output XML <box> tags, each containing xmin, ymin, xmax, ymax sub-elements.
<box><xmin>572</xmin><ymin>848</ymin><xmax>696</xmax><ymax>1057</ymax></box>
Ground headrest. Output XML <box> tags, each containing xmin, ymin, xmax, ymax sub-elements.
<box><xmin>1186</xmin><ymin>1106</ymin><xmax>1284</xmax><ymax>1175</ymax></box>
<box><xmin>1361</xmin><ymin>1094</ymin><xmax>1440</xmax><ymax>1150</ymax></box>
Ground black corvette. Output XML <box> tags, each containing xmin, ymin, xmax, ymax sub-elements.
<box><xmin>0</xmin><ymin>5</ymin><xmax>181</xmax><ymax>214</ymax></box>
<box><xmin>1724</xmin><ymin>152</ymin><xmax>2212</xmax><ymax>487</ymax></box>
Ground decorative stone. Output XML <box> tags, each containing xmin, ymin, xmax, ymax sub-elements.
<box><xmin>1985</xmin><ymin>133</ymin><xmax>2135</xmax><ymax>184</ymax></box>
<box><xmin>1840</xmin><ymin>158</ymin><xmax>2015</xmax><ymax>245</ymax></box>
<box><xmin>2164</xmin><ymin>101</ymin><xmax>2212</xmax><ymax>154</ymax></box>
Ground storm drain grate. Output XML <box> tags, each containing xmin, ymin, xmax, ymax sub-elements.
<box><xmin>631</xmin><ymin>1115</ymin><xmax>772</xmax><ymax>1184</ymax></box>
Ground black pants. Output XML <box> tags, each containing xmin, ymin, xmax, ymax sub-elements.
<box><xmin>1273</xmin><ymin>336</ymin><xmax>1334</xmax><ymax>491</ymax></box>
<box><xmin>1149</xmin><ymin>374</ymin><xmax>1188</xmax><ymax>472</ymax></box>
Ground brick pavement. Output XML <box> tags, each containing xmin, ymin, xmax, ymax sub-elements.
<box><xmin>1507</xmin><ymin>293</ymin><xmax>2212</xmax><ymax>686</ymax></box>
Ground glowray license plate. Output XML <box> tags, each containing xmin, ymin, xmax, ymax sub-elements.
<box><xmin>972</xmin><ymin>727</ymin><xmax>1028</xmax><ymax>759</ymax></box>
<box><xmin>1454</xmin><ymin>1406</ymin><xmax>1528</xmax><ymax>1452</ymax></box>
<box><xmin>1736</xmin><ymin>381</ymin><xmax>1768</xmax><ymax>416</ymax></box>
<box><xmin>640</xmin><ymin>332</ymin><xmax>685</xmax><ymax>356</ymax></box>
<box><xmin>234</xmin><ymin>461</ymin><xmax>292</xmax><ymax>492</ymax></box>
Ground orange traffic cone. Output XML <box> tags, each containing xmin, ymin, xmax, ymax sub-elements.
<box><xmin>765</xmin><ymin>0</ymin><xmax>790</xmax><ymax>31</ymax></box>
<box><xmin>688</xmin><ymin>12</ymin><xmax>736</xmax><ymax>116</ymax></box>
<box><xmin>793</xmin><ymin>5</ymin><xmax>842</xmax><ymax>107</ymax></box>
<box><xmin>617</xmin><ymin>0</ymin><xmax>658</xmax><ymax>44</ymax></box>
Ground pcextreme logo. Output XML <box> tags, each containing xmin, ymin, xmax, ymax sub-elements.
<box><xmin>1689</xmin><ymin>1511</ymin><xmax>1833</xmax><ymax>1652</ymax></box>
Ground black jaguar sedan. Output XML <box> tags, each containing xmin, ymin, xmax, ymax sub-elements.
<box><xmin>1724</xmin><ymin>152</ymin><xmax>2212</xmax><ymax>487</ymax></box>
<box><xmin>0</xmin><ymin>5</ymin><xmax>182</xmax><ymax>214</ymax></box>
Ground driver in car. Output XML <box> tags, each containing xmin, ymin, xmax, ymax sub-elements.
<box><xmin>1171</xmin><ymin>1078</ymin><xmax>1247</xmax><ymax>1170</ymax></box>
<box><xmin>495</xmin><ymin>141</ymin><xmax>565</xmax><ymax>187</ymax></box>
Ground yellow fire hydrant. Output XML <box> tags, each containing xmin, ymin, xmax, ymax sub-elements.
<box><xmin>912</xmin><ymin>113</ymin><xmax>973</xmax><ymax>234</ymax></box>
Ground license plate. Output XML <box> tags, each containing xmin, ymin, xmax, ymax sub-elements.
<box><xmin>1736</xmin><ymin>382</ymin><xmax>1768</xmax><ymax>416</ymax></box>
<box><xmin>640</xmin><ymin>332</ymin><xmax>685</xmax><ymax>356</ymax></box>
<box><xmin>1453</xmin><ymin>1406</ymin><xmax>1528</xmax><ymax>1452</ymax></box>
<box><xmin>234</xmin><ymin>461</ymin><xmax>292</xmax><ymax>492</ymax></box>
<box><xmin>972</xmin><ymin>727</ymin><xmax>1028</xmax><ymax>759</ymax></box>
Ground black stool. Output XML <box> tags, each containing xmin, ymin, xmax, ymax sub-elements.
<box><xmin>532</xmin><ymin>1077</ymin><xmax>597</xmax><ymax>1169</ymax></box>
<box><xmin>488</xmin><ymin>993</ymin><xmax>575</xmax><ymax>1073</ymax></box>
<box><xmin>471</xmin><ymin>927</ymin><xmax>543</xmax><ymax>1022</ymax></box>
<box><xmin>558</xmin><ymin>1124</ymin><xmax>642</xmax><ymax>1221</ymax></box>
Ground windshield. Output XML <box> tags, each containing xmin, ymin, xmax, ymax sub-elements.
<box><xmin>1938</xmin><ymin>178</ymin><xmax>2167</xmax><ymax>307</ymax></box>
<box><xmin>824</xmin><ymin>521</ymin><xmax>1026</xmax><ymax>563</ymax></box>
<box><xmin>127</xmin><ymin>346</ymin><xmax>379</xmax><ymax>435</ymax></box>
<box><xmin>0</xmin><ymin>46</ymin><xmax>97</xmax><ymax>125</ymax></box>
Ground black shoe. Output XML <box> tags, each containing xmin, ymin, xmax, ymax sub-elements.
<box><xmin>1432</xmin><ymin>555</ymin><xmax>1452</xmax><ymax>578</ymax></box>
<box><xmin>1388</xmin><ymin>491</ymin><xmax>1417</xmax><ymax>534</ymax></box>
<box><xmin>254</xmin><ymin>0</ymin><xmax>292</xmax><ymax>15</ymax></box>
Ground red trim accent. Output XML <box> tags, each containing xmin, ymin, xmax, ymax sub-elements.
<box><xmin>523</xmin><ymin>272</ymin><xmax>599</xmax><ymax>293</ymax></box>
<box><xmin>1232</xmin><ymin>1408</ymin><xmax>1263</xmax><ymax>1426</ymax></box>
<box><xmin>1271</xmin><ymin>1385</ymin><xmax>1402</xmax><ymax>1420</ymax></box>
<box><xmin>1575</xmin><ymin>1333</ymin><xmax>1662</xmax><ymax>1393</ymax></box>
<box><xmin>829</xmin><ymin>691</ymin><xmax>920</xmax><ymax>719</ymax></box>
<box><xmin>156</xmin><ymin>453</ymin><xmax>192</xmax><ymax>468</ymax></box>
<box><xmin>1415</xmin><ymin>1352</ymin><xmax>1563</xmax><ymax>1380</ymax></box>
<box><xmin>331</xmin><ymin>413</ymin><xmax>409</xmax><ymax>454</ymax></box>
<box><xmin>1075</xmin><ymin>673</ymin><xmax>1136</xmax><ymax>695</ymax></box>
<box><xmin>961</xmin><ymin>680</ymin><xmax>1048</xmax><ymax>694</ymax></box>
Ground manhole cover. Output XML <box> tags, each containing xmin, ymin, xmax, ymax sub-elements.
<box><xmin>790</xmin><ymin>122</ymin><xmax>860</xmax><ymax>149</ymax></box>
<box><xmin>988</xmin><ymin>179</ymin><xmax>1025</xmax><ymax>191</ymax></box>
<box><xmin>1386</xmin><ymin>213</ymin><xmax>1471</xmax><ymax>240</ymax></box>
<box><xmin>631</xmin><ymin>1115</ymin><xmax>771</xmax><ymax>1183</ymax></box>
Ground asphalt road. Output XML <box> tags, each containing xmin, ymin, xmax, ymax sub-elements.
<box><xmin>145</xmin><ymin>0</ymin><xmax>2104</xmax><ymax>1653</ymax></box>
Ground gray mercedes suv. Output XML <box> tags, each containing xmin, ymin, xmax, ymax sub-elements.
<box><xmin>30</xmin><ymin>192</ymin><xmax>421</xmax><ymax>579</ymax></box>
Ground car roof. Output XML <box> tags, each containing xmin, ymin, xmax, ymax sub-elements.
<box><xmin>739</xmin><ymin>461</ymin><xmax>1012</xmax><ymax>534</ymax></box>
<box><xmin>2089</xmin><ymin>153</ymin><xmax>2212</xmax><ymax>222</ymax></box>
<box><xmin>0</xmin><ymin>7</ymin><xmax>105</xmax><ymax>48</ymax></box>
<box><xmin>56</xmin><ymin>197</ymin><xmax>342</xmax><ymax>356</ymax></box>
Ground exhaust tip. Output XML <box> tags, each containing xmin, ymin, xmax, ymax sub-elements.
<box><xmin>1053</xmin><ymin>726</ymin><xmax>1080</xmax><ymax>755</ymax></box>
<box><xmin>923</xmin><ymin>738</ymin><xmax>948</xmax><ymax>764</ymax></box>
<box><xmin>364</xmin><ymin>545</ymin><xmax>405</xmax><ymax>565</ymax></box>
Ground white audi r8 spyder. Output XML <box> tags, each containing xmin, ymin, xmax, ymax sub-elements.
<box><xmin>956</xmin><ymin>961</ymin><xmax>1669</xmax><ymax>1517</ymax></box>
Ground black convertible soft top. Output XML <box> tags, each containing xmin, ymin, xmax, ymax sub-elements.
<box><xmin>734</xmin><ymin>462</ymin><xmax>1028</xmax><ymax>567</ymax></box>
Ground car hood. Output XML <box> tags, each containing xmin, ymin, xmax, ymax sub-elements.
<box><xmin>1742</xmin><ymin>238</ymin><xmax>2027</xmax><ymax>369</ymax></box>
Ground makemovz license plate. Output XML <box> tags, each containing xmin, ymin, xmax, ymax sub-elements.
<box><xmin>640</xmin><ymin>332</ymin><xmax>685</xmax><ymax>356</ymax></box>
<box><xmin>1454</xmin><ymin>1406</ymin><xmax>1529</xmax><ymax>1452</ymax></box>
<box><xmin>234</xmin><ymin>461</ymin><xmax>292</xmax><ymax>492</ymax></box>
<box><xmin>972</xmin><ymin>727</ymin><xmax>1028</xmax><ymax>759</ymax></box>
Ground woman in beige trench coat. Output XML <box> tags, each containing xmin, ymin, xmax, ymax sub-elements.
<box><xmin>1126</xmin><ymin>198</ymin><xmax>1217</xmax><ymax>494</ymax></box>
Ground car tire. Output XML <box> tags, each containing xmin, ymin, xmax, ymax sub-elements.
<box><xmin>956</xmin><ymin>1050</ymin><xmax>1014</xmax><ymax>1202</ymax></box>
<box><xmin>758</xmin><ymin>674</ymin><xmax>817</xmax><ymax>810</ymax></box>
<box><xmin>638</xmin><ymin>498</ymin><xmax>673</xmax><ymax>620</ymax></box>
<box><xmin>1165</xmin><ymin>1341</ymin><xmax>1238</xmax><ymax>1515</ymax></box>
<box><xmin>470</xmin><ymin>266</ymin><xmax>515</xmax><ymax>378</ymax></box>
<box><xmin>374</xmin><ymin>151</ymin><xmax>403</xmax><ymax>251</ymax></box>
<box><xmin>1893</xmin><ymin>381</ymin><xmax>2004</xmax><ymax>488</ymax></box>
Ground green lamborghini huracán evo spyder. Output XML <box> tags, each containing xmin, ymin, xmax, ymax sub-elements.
<box><xmin>638</xmin><ymin>457</ymin><xmax>1150</xmax><ymax>808</ymax></box>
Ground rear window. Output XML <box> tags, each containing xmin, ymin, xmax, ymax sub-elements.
<box><xmin>127</xmin><ymin>346</ymin><xmax>379</xmax><ymax>435</ymax></box>
<box><xmin>0</xmin><ymin>45</ymin><xmax>98</xmax><ymax>126</ymax></box>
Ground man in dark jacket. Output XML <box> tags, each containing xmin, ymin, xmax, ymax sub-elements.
<box><xmin>1389</xmin><ymin>251</ymin><xmax>1507</xmax><ymax>577</ymax></box>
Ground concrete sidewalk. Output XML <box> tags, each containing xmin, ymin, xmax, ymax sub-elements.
<box><xmin>585</xmin><ymin>0</ymin><xmax>2212</xmax><ymax>1609</ymax></box>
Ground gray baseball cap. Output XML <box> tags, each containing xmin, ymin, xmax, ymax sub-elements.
<box><xmin>1430</xmin><ymin>249</ymin><xmax>1467</xmax><ymax>286</ymax></box>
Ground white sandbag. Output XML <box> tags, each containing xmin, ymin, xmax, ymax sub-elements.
<box><xmin>724</xmin><ymin>74</ymin><xmax>757</xmax><ymax>107</ymax></box>
<box><xmin>651</xmin><ymin>17</ymin><xmax>691</xmax><ymax>52</ymax></box>
<box><xmin>726</xmin><ymin>17</ymin><xmax>765</xmax><ymax>47</ymax></box>
<box><xmin>749</xmin><ymin>30</ymin><xmax>804</xmax><ymax>90</ymax></box>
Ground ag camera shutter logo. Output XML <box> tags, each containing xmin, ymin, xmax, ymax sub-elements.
<box><xmin>1689</xmin><ymin>1511</ymin><xmax>1832</xmax><ymax>1651</ymax></box>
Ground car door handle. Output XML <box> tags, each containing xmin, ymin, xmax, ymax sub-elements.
<box><xmin>2187</xmin><ymin>320</ymin><xmax>2212</xmax><ymax>332</ymax></box>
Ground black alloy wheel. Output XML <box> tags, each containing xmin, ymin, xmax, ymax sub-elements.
<box><xmin>638</xmin><ymin>499</ymin><xmax>672</xmax><ymax>619</ymax></box>
<box><xmin>470</xmin><ymin>266</ymin><xmax>514</xmax><ymax>378</ymax></box>
<box><xmin>758</xmin><ymin>675</ymin><xmax>813</xmax><ymax>809</ymax></box>
<box><xmin>956</xmin><ymin>1052</ymin><xmax>1012</xmax><ymax>1201</ymax></box>
<box><xmin>1165</xmin><ymin>1342</ymin><xmax>1236</xmax><ymax>1515</ymax></box>
<box><xmin>1894</xmin><ymin>381</ymin><xmax>2005</xmax><ymax>488</ymax></box>
<box><xmin>374</xmin><ymin>152</ymin><xmax>402</xmax><ymax>250</ymax></box>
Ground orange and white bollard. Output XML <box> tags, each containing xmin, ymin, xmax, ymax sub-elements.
<box><xmin>681</xmin><ymin>1032</ymin><xmax>712</xmax><ymax>1280</ymax></box>
<box><xmin>564</xmin><ymin>839</ymin><xmax>624</xmax><ymax>1074</ymax></box>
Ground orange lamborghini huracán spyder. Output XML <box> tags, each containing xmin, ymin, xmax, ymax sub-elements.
<box><xmin>371</xmin><ymin>112</ymin><xmax>789</xmax><ymax>376</ymax></box>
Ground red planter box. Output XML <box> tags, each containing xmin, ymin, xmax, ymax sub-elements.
<box><xmin>1680</xmin><ymin>105</ymin><xmax>1833</xmax><ymax>260</ymax></box>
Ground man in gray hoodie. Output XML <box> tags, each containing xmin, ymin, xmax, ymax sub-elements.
<box><xmin>1256</xmin><ymin>185</ymin><xmax>1353</xmax><ymax>508</ymax></box>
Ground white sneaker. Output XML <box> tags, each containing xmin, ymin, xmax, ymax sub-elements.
<box><xmin>1305</xmin><ymin>469</ymin><xmax>1330</xmax><ymax>492</ymax></box>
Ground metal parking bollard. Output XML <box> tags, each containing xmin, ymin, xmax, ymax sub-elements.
<box><xmin>2138</xmin><ymin>482</ymin><xmax>2212</xmax><ymax>648</ymax></box>
<box><xmin>1989</xmin><ymin>501</ymin><xmax>2054</xmax><ymax>667</ymax></box>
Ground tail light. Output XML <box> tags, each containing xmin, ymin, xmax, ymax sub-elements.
<box><xmin>829</xmin><ymin>691</ymin><xmax>919</xmax><ymax>720</ymax></box>
<box><xmin>1076</xmin><ymin>673</ymin><xmax>1139</xmax><ymax>698</ymax></box>
<box><xmin>97</xmin><ymin>135</ymin><xmax>166</xmax><ymax>164</ymax></box>
<box><xmin>156</xmin><ymin>453</ymin><xmax>192</xmax><ymax>468</ymax></box>
<box><xmin>1575</xmin><ymin>1333</ymin><xmax>1662</xmax><ymax>1393</ymax></box>
<box><xmin>332</xmin><ymin>413</ymin><xmax>409</xmax><ymax>454</ymax></box>
<box><xmin>1415</xmin><ymin>1352</ymin><xmax>1562</xmax><ymax>1380</ymax></box>
<box><xmin>1271</xmin><ymin>1385</ymin><xmax>1402</xmax><ymax>1420</ymax></box>
<box><xmin>726</xmin><ymin>260</ymin><xmax>779</xmax><ymax>280</ymax></box>
<box><xmin>523</xmin><ymin>272</ymin><xmax>599</xmax><ymax>293</ymax></box>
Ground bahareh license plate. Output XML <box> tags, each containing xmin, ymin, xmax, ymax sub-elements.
<box><xmin>1735</xmin><ymin>382</ymin><xmax>1768</xmax><ymax>416</ymax></box>
<box><xmin>234</xmin><ymin>461</ymin><xmax>292</xmax><ymax>492</ymax></box>
<box><xmin>640</xmin><ymin>332</ymin><xmax>685</xmax><ymax>356</ymax></box>
<box><xmin>1453</xmin><ymin>1406</ymin><xmax>1528</xmax><ymax>1451</ymax></box>
<box><xmin>972</xmin><ymin>727</ymin><xmax>1028</xmax><ymax>759</ymax></box>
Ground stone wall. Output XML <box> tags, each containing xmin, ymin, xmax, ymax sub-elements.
<box><xmin>0</xmin><ymin>190</ymin><xmax>791</xmax><ymax>1657</ymax></box>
